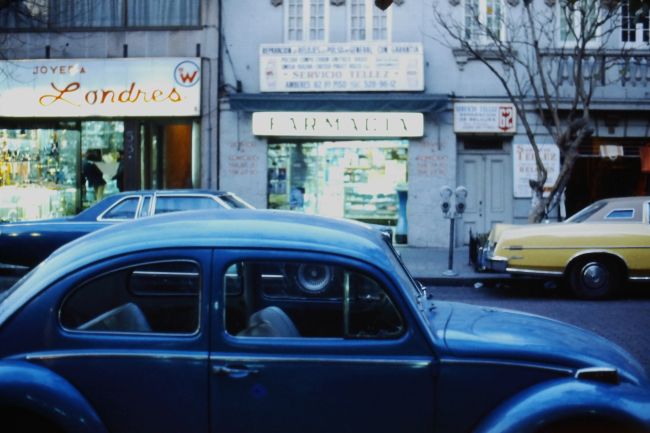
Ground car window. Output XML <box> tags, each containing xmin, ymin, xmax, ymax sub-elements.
<box><xmin>155</xmin><ymin>196</ymin><xmax>222</xmax><ymax>214</ymax></box>
<box><xmin>139</xmin><ymin>196</ymin><xmax>152</xmax><ymax>217</ymax></box>
<box><xmin>605</xmin><ymin>208</ymin><xmax>634</xmax><ymax>220</ymax></box>
<box><xmin>102</xmin><ymin>197</ymin><xmax>140</xmax><ymax>220</ymax></box>
<box><xmin>565</xmin><ymin>201</ymin><xmax>608</xmax><ymax>223</ymax></box>
<box><xmin>60</xmin><ymin>260</ymin><xmax>200</xmax><ymax>334</ymax></box>
<box><xmin>218</xmin><ymin>194</ymin><xmax>254</xmax><ymax>209</ymax></box>
<box><xmin>224</xmin><ymin>260</ymin><xmax>404</xmax><ymax>339</ymax></box>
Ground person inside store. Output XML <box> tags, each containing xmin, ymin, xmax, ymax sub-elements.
<box><xmin>112</xmin><ymin>150</ymin><xmax>125</xmax><ymax>192</ymax></box>
<box><xmin>289</xmin><ymin>185</ymin><xmax>305</xmax><ymax>211</ymax></box>
<box><xmin>82</xmin><ymin>150</ymin><xmax>106</xmax><ymax>202</ymax></box>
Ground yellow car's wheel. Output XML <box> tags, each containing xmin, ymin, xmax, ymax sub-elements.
<box><xmin>568</xmin><ymin>256</ymin><xmax>622</xmax><ymax>300</ymax></box>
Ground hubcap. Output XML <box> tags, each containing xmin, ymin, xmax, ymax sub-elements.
<box><xmin>581</xmin><ymin>262</ymin><xmax>608</xmax><ymax>290</ymax></box>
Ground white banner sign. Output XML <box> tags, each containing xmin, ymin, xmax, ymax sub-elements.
<box><xmin>454</xmin><ymin>102</ymin><xmax>516</xmax><ymax>134</ymax></box>
<box><xmin>513</xmin><ymin>143</ymin><xmax>560</xmax><ymax>198</ymax></box>
<box><xmin>252</xmin><ymin>112</ymin><xmax>424</xmax><ymax>138</ymax></box>
<box><xmin>259</xmin><ymin>42</ymin><xmax>424</xmax><ymax>92</ymax></box>
<box><xmin>0</xmin><ymin>58</ymin><xmax>201</xmax><ymax>117</ymax></box>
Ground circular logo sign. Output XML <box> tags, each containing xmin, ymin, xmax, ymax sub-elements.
<box><xmin>174</xmin><ymin>61</ymin><xmax>200</xmax><ymax>87</ymax></box>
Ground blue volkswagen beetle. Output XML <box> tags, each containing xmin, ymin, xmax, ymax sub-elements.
<box><xmin>0</xmin><ymin>210</ymin><xmax>649</xmax><ymax>433</ymax></box>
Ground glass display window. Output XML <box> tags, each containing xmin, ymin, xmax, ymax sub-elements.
<box><xmin>81</xmin><ymin>121</ymin><xmax>125</xmax><ymax>206</ymax></box>
<box><xmin>0</xmin><ymin>120</ymin><xmax>125</xmax><ymax>222</ymax></box>
<box><xmin>267</xmin><ymin>140</ymin><xmax>408</xmax><ymax>225</ymax></box>
<box><xmin>0</xmin><ymin>126</ymin><xmax>80</xmax><ymax>221</ymax></box>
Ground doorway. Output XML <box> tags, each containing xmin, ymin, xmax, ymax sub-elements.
<box><xmin>140</xmin><ymin>121</ymin><xmax>197</xmax><ymax>190</ymax></box>
<box><xmin>458</xmin><ymin>151</ymin><xmax>512</xmax><ymax>245</ymax></box>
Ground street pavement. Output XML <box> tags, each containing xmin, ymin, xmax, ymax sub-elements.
<box><xmin>396</xmin><ymin>245</ymin><xmax>510</xmax><ymax>286</ymax></box>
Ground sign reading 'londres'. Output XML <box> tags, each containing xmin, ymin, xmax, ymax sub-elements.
<box><xmin>0</xmin><ymin>58</ymin><xmax>201</xmax><ymax>117</ymax></box>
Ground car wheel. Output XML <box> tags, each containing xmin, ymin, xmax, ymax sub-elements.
<box><xmin>568</xmin><ymin>256</ymin><xmax>621</xmax><ymax>300</ymax></box>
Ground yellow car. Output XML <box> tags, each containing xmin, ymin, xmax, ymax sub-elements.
<box><xmin>481</xmin><ymin>196</ymin><xmax>650</xmax><ymax>299</ymax></box>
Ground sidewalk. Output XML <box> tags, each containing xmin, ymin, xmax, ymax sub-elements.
<box><xmin>395</xmin><ymin>246</ymin><xmax>511</xmax><ymax>286</ymax></box>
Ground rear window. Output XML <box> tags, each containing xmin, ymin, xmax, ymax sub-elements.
<box><xmin>155</xmin><ymin>196</ymin><xmax>222</xmax><ymax>214</ymax></box>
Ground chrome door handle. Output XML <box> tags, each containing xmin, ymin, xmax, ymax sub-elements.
<box><xmin>212</xmin><ymin>364</ymin><xmax>259</xmax><ymax>378</ymax></box>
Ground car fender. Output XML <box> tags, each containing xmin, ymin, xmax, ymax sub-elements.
<box><xmin>0</xmin><ymin>360</ymin><xmax>108</xmax><ymax>433</ymax></box>
<box><xmin>474</xmin><ymin>378</ymin><xmax>650</xmax><ymax>433</ymax></box>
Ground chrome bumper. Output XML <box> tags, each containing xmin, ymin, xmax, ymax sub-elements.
<box><xmin>477</xmin><ymin>244</ymin><xmax>508</xmax><ymax>272</ymax></box>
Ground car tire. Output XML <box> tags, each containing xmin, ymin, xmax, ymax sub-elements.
<box><xmin>568</xmin><ymin>256</ymin><xmax>621</xmax><ymax>300</ymax></box>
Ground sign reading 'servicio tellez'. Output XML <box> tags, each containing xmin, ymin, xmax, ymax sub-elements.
<box><xmin>454</xmin><ymin>102</ymin><xmax>517</xmax><ymax>134</ymax></box>
<box><xmin>0</xmin><ymin>58</ymin><xmax>201</xmax><ymax>117</ymax></box>
<box><xmin>259</xmin><ymin>42</ymin><xmax>424</xmax><ymax>92</ymax></box>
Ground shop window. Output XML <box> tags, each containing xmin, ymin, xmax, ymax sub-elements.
<box><xmin>285</xmin><ymin>0</ymin><xmax>328</xmax><ymax>42</ymax></box>
<box><xmin>268</xmin><ymin>141</ymin><xmax>408</xmax><ymax>226</ymax></box>
<box><xmin>0</xmin><ymin>127</ymin><xmax>80</xmax><ymax>221</ymax></box>
<box><xmin>81</xmin><ymin>121</ymin><xmax>124</xmax><ymax>207</ymax></box>
<box><xmin>349</xmin><ymin>0</ymin><xmax>391</xmax><ymax>41</ymax></box>
<box><xmin>0</xmin><ymin>0</ymin><xmax>199</xmax><ymax>30</ymax></box>
<box><xmin>127</xmin><ymin>0</ymin><xmax>200</xmax><ymax>27</ymax></box>
<box><xmin>224</xmin><ymin>260</ymin><xmax>404</xmax><ymax>339</ymax></box>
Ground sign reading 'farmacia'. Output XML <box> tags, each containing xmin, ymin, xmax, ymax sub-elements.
<box><xmin>252</xmin><ymin>112</ymin><xmax>424</xmax><ymax>138</ymax></box>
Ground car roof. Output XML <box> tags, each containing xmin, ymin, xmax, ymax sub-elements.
<box><xmin>0</xmin><ymin>210</ymin><xmax>394</xmax><ymax>322</ymax></box>
<box><xmin>74</xmin><ymin>189</ymin><xmax>245</xmax><ymax>220</ymax></box>
<box><xmin>58</xmin><ymin>209</ymin><xmax>390</xmax><ymax>262</ymax></box>
<box><xmin>578</xmin><ymin>196</ymin><xmax>650</xmax><ymax>223</ymax></box>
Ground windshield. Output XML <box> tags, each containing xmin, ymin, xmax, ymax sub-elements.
<box><xmin>565</xmin><ymin>201</ymin><xmax>608</xmax><ymax>223</ymax></box>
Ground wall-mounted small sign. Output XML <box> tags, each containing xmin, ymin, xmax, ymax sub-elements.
<box><xmin>454</xmin><ymin>102</ymin><xmax>517</xmax><ymax>134</ymax></box>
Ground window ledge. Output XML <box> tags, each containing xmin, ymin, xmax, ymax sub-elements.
<box><xmin>452</xmin><ymin>47</ymin><xmax>509</xmax><ymax>70</ymax></box>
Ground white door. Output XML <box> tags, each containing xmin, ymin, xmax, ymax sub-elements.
<box><xmin>458</xmin><ymin>153</ymin><xmax>512</xmax><ymax>245</ymax></box>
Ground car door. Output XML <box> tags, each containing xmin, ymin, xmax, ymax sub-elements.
<box><xmin>8</xmin><ymin>249</ymin><xmax>212</xmax><ymax>433</ymax></box>
<box><xmin>210</xmin><ymin>249</ymin><xmax>437</xmax><ymax>433</ymax></box>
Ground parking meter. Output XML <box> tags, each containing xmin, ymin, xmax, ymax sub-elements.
<box><xmin>455</xmin><ymin>186</ymin><xmax>468</xmax><ymax>215</ymax></box>
<box><xmin>440</xmin><ymin>186</ymin><xmax>453</xmax><ymax>215</ymax></box>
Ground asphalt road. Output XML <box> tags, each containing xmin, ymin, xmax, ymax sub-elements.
<box><xmin>426</xmin><ymin>280</ymin><xmax>650</xmax><ymax>375</ymax></box>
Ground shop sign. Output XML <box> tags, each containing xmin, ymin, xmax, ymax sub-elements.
<box><xmin>513</xmin><ymin>143</ymin><xmax>560</xmax><ymax>198</ymax></box>
<box><xmin>252</xmin><ymin>112</ymin><xmax>424</xmax><ymax>138</ymax></box>
<box><xmin>0</xmin><ymin>58</ymin><xmax>200</xmax><ymax>118</ymax></box>
<box><xmin>454</xmin><ymin>102</ymin><xmax>516</xmax><ymax>134</ymax></box>
<box><xmin>259</xmin><ymin>42</ymin><xmax>424</xmax><ymax>92</ymax></box>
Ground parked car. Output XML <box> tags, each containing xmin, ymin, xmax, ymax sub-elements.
<box><xmin>0</xmin><ymin>209</ymin><xmax>649</xmax><ymax>433</ymax></box>
<box><xmin>480</xmin><ymin>196</ymin><xmax>650</xmax><ymax>299</ymax></box>
<box><xmin>0</xmin><ymin>189</ymin><xmax>253</xmax><ymax>268</ymax></box>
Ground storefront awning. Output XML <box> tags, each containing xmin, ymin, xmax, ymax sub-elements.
<box><xmin>227</xmin><ymin>93</ymin><xmax>449</xmax><ymax>113</ymax></box>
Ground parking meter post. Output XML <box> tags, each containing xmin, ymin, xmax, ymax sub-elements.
<box><xmin>443</xmin><ymin>215</ymin><xmax>457</xmax><ymax>276</ymax></box>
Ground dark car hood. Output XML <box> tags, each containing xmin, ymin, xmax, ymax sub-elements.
<box><xmin>431</xmin><ymin>301</ymin><xmax>647</xmax><ymax>382</ymax></box>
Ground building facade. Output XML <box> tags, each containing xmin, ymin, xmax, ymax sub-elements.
<box><xmin>1</xmin><ymin>0</ymin><xmax>648</xmax><ymax>247</ymax></box>
<box><xmin>0</xmin><ymin>0</ymin><xmax>219</xmax><ymax>220</ymax></box>
<box><xmin>219</xmin><ymin>0</ymin><xmax>650</xmax><ymax>247</ymax></box>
